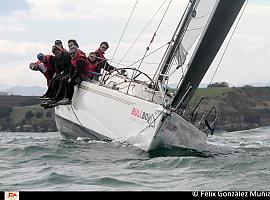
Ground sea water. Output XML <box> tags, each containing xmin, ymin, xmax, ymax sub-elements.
<box><xmin>0</xmin><ymin>127</ymin><xmax>269</xmax><ymax>191</ymax></box>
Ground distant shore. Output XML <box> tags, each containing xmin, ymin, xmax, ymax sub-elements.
<box><xmin>1</xmin><ymin>86</ymin><xmax>270</xmax><ymax>133</ymax></box>
<box><xmin>193</xmin><ymin>86</ymin><xmax>270</xmax><ymax>132</ymax></box>
<box><xmin>0</xmin><ymin>96</ymin><xmax>57</xmax><ymax>132</ymax></box>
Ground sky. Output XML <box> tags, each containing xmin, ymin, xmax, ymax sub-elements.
<box><xmin>0</xmin><ymin>0</ymin><xmax>269</xmax><ymax>88</ymax></box>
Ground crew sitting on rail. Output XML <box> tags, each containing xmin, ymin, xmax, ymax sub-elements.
<box><xmin>56</xmin><ymin>46</ymin><xmax>97</xmax><ymax>105</ymax></box>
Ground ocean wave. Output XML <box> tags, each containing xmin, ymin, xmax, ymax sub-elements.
<box><xmin>95</xmin><ymin>177</ymin><xmax>141</xmax><ymax>188</ymax></box>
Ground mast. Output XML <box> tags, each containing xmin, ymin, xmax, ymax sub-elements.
<box><xmin>171</xmin><ymin>0</ymin><xmax>246</xmax><ymax>109</ymax></box>
<box><xmin>155</xmin><ymin>0</ymin><xmax>199</xmax><ymax>83</ymax></box>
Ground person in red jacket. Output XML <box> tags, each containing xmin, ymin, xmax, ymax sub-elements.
<box><xmin>68</xmin><ymin>39</ymin><xmax>85</xmax><ymax>55</ymax></box>
<box><xmin>29</xmin><ymin>53</ymin><xmax>55</xmax><ymax>87</ymax></box>
<box><xmin>87</xmin><ymin>52</ymin><xmax>100</xmax><ymax>79</ymax></box>
<box><xmin>94</xmin><ymin>41</ymin><xmax>115</xmax><ymax>74</ymax></box>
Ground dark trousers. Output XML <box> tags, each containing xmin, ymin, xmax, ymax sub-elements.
<box><xmin>45</xmin><ymin>74</ymin><xmax>64</xmax><ymax>98</ymax></box>
<box><xmin>65</xmin><ymin>76</ymin><xmax>82</xmax><ymax>101</ymax></box>
<box><xmin>45</xmin><ymin>73</ymin><xmax>72</xmax><ymax>101</ymax></box>
<box><xmin>54</xmin><ymin>74</ymin><xmax>70</xmax><ymax>100</ymax></box>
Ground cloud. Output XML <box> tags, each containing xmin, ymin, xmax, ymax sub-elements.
<box><xmin>0</xmin><ymin>39</ymin><xmax>52</xmax><ymax>87</ymax></box>
<box><xmin>11</xmin><ymin>0</ymin><xmax>135</xmax><ymax>20</ymax></box>
<box><xmin>0</xmin><ymin>39</ymin><xmax>50</xmax><ymax>59</ymax></box>
<box><xmin>0</xmin><ymin>22</ymin><xmax>25</xmax><ymax>33</ymax></box>
<box><xmin>0</xmin><ymin>0</ymin><xmax>270</xmax><ymax>87</ymax></box>
<box><xmin>8</xmin><ymin>0</ymin><xmax>187</xmax><ymax>23</ymax></box>
<box><xmin>0</xmin><ymin>0</ymin><xmax>30</xmax><ymax>16</ymax></box>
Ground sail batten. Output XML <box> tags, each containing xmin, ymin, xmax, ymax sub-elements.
<box><xmin>171</xmin><ymin>0</ymin><xmax>246</xmax><ymax>109</ymax></box>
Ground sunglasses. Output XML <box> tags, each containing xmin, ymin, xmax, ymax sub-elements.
<box><xmin>70</xmin><ymin>52</ymin><xmax>76</xmax><ymax>56</ymax></box>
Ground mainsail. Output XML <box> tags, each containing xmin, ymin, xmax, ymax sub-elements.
<box><xmin>155</xmin><ymin>0</ymin><xmax>245</xmax><ymax>110</ymax></box>
<box><xmin>156</xmin><ymin>0</ymin><xmax>217</xmax><ymax>83</ymax></box>
<box><xmin>171</xmin><ymin>0</ymin><xmax>245</xmax><ymax>109</ymax></box>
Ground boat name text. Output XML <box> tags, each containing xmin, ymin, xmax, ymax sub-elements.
<box><xmin>164</xmin><ymin>121</ymin><xmax>177</xmax><ymax>132</ymax></box>
<box><xmin>131</xmin><ymin>108</ymin><xmax>155</xmax><ymax>127</ymax></box>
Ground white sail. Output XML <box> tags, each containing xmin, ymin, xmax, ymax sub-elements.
<box><xmin>182</xmin><ymin>0</ymin><xmax>217</xmax><ymax>51</ymax></box>
<box><xmin>156</xmin><ymin>0</ymin><xmax>218</xmax><ymax>83</ymax></box>
<box><xmin>153</xmin><ymin>0</ymin><xmax>246</xmax><ymax>111</ymax></box>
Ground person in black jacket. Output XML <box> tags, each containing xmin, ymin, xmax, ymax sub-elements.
<box><xmin>56</xmin><ymin>46</ymin><xmax>90</xmax><ymax>105</ymax></box>
<box><xmin>40</xmin><ymin>45</ymin><xmax>71</xmax><ymax>107</ymax></box>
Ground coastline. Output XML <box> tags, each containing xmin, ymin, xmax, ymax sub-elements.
<box><xmin>1</xmin><ymin>86</ymin><xmax>270</xmax><ymax>133</ymax></box>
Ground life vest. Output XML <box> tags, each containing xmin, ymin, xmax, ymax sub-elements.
<box><xmin>71</xmin><ymin>52</ymin><xmax>96</xmax><ymax>77</ymax></box>
<box><xmin>88</xmin><ymin>59</ymin><xmax>98</xmax><ymax>74</ymax></box>
<box><xmin>95</xmin><ymin>49</ymin><xmax>105</xmax><ymax>60</ymax></box>
<box><xmin>44</xmin><ymin>55</ymin><xmax>54</xmax><ymax>71</ymax></box>
<box><xmin>95</xmin><ymin>48</ymin><xmax>109</xmax><ymax>72</ymax></box>
<box><xmin>43</xmin><ymin>55</ymin><xmax>55</xmax><ymax>80</ymax></box>
<box><xmin>78</xmin><ymin>48</ymin><xmax>86</xmax><ymax>55</ymax></box>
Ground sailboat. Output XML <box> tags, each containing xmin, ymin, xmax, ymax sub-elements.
<box><xmin>54</xmin><ymin>0</ymin><xmax>246</xmax><ymax>152</ymax></box>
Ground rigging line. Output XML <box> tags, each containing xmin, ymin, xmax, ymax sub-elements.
<box><xmin>64</xmin><ymin>86</ymin><xmax>84</xmax><ymax>129</ymax></box>
<box><xmin>166</xmin><ymin>52</ymin><xmax>189</xmax><ymax>79</ymax></box>
<box><xmin>110</xmin><ymin>0</ymin><xmax>138</xmax><ymax>63</ymax></box>
<box><xmin>115</xmin><ymin>0</ymin><xmax>168</xmax><ymax>68</ymax></box>
<box><xmin>127</xmin><ymin>42</ymin><xmax>169</xmax><ymax>68</ymax></box>
<box><xmin>109</xmin><ymin>59</ymin><xmax>165</xmax><ymax>65</ymax></box>
<box><xmin>186</xmin><ymin>25</ymin><xmax>206</xmax><ymax>32</ymax></box>
<box><xmin>152</xmin><ymin>1</ymin><xmax>192</xmax><ymax>82</ymax></box>
<box><xmin>126</xmin><ymin>42</ymin><xmax>169</xmax><ymax>94</ymax></box>
<box><xmin>137</xmin><ymin>0</ymin><xmax>173</xmax><ymax>71</ymax></box>
<box><xmin>138</xmin><ymin>107</ymin><xmax>166</xmax><ymax>134</ymax></box>
<box><xmin>193</xmin><ymin>12</ymin><xmax>211</xmax><ymax>20</ymax></box>
<box><xmin>70</xmin><ymin>105</ymin><xmax>83</xmax><ymax>126</ymax></box>
<box><xmin>150</xmin><ymin>0</ymin><xmax>173</xmax><ymax>45</ymax></box>
<box><xmin>209</xmin><ymin>0</ymin><xmax>248</xmax><ymax>85</ymax></box>
<box><xmin>109</xmin><ymin>60</ymin><xmax>173</xmax><ymax>68</ymax></box>
<box><xmin>70</xmin><ymin>104</ymin><xmax>100</xmax><ymax>140</ymax></box>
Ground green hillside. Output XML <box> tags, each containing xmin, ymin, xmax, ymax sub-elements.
<box><xmin>190</xmin><ymin>87</ymin><xmax>234</xmax><ymax>106</ymax></box>
<box><xmin>196</xmin><ymin>87</ymin><xmax>270</xmax><ymax>131</ymax></box>
<box><xmin>10</xmin><ymin>105</ymin><xmax>43</xmax><ymax>124</ymax></box>
<box><xmin>0</xmin><ymin>100</ymin><xmax>56</xmax><ymax>132</ymax></box>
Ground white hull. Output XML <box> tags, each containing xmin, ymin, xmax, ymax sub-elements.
<box><xmin>55</xmin><ymin>79</ymin><xmax>208</xmax><ymax>152</ymax></box>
